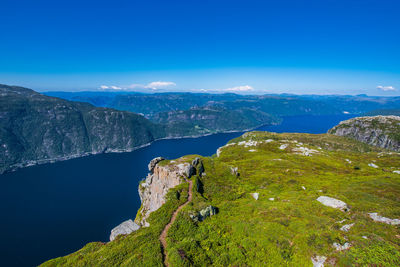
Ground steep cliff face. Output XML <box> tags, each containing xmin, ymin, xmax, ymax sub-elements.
<box><xmin>137</xmin><ymin>158</ymin><xmax>195</xmax><ymax>226</ymax></box>
<box><xmin>329</xmin><ymin>115</ymin><xmax>400</xmax><ymax>151</ymax></box>
<box><xmin>0</xmin><ymin>84</ymin><xmax>165</xmax><ymax>174</ymax></box>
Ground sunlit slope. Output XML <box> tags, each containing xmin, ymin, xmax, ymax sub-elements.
<box><xmin>43</xmin><ymin>132</ymin><xmax>400</xmax><ymax>266</ymax></box>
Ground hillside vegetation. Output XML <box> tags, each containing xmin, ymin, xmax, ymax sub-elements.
<box><xmin>42</xmin><ymin>131</ymin><xmax>400</xmax><ymax>266</ymax></box>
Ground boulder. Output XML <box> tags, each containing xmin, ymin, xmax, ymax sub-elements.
<box><xmin>190</xmin><ymin>205</ymin><xmax>217</xmax><ymax>222</ymax></box>
<box><xmin>317</xmin><ymin>196</ymin><xmax>349</xmax><ymax>212</ymax></box>
<box><xmin>148</xmin><ymin>157</ymin><xmax>165</xmax><ymax>173</ymax></box>
<box><xmin>177</xmin><ymin>163</ymin><xmax>196</xmax><ymax>178</ymax></box>
<box><xmin>368</xmin><ymin>213</ymin><xmax>400</xmax><ymax>225</ymax></box>
<box><xmin>110</xmin><ymin>219</ymin><xmax>140</xmax><ymax>241</ymax></box>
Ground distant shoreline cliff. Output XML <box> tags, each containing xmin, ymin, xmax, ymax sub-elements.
<box><xmin>329</xmin><ymin>115</ymin><xmax>400</xmax><ymax>151</ymax></box>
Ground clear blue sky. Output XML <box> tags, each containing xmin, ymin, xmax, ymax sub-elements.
<box><xmin>1</xmin><ymin>0</ymin><xmax>399</xmax><ymax>95</ymax></box>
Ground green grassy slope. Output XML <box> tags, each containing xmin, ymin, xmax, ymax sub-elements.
<box><xmin>42</xmin><ymin>132</ymin><xmax>400</xmax><ymax>266</ymax></box>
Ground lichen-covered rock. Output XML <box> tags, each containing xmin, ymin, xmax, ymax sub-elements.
<box><xmin>340</xmin><ymin>223</ymin><xmax>354</xmax><ymax>232</ymax></box>
<box><xmin>311</xmin><ymin>255</ymin><xmax>327</xmax><ymax>267</ymax></box>
<box><xmin>138</xmin><ymin>160</ymin><xmax>194</xmax><ymax>226</ymax></box>
<box><xmin>110</xmin><ymin>219</ymin><xmax>140</xmax><ymax>241</ymax></box>
<box><xmin>192</xmin><ymin>157</ymin><xmax>205</xmax><ymax>176</ymax></box>
<box><xmin>177</xmin><ymin>163</ymin><xmax>196</xmax><ymax>178</ymax></box>
<box><xmin>317</xmin><ymin>196</ymin><xmax>349</xmax><ymax>211</ymax></box>
<box><xmin>329</xmin><ymin>116</ymin><xmax>400</xmax><ymax>151</ymax></box>
<box><xmin>333</xmin><ymin>242</ymin><xmax>351</xmax><ymax>251</ymax></box>
<box><xmin>368</xmin><ymin>212</ymin><xmax>400</xmax><ymax>225</ymax></box>
<box><xmin>230</xmin><ymin>166</ymin><xmax>240</xmax><ymax>177</ymax></box>
<box><xmin>148</xmin><ymin>157</ymin><xmax>165</xmax><ymax>172</ymax></box>
<box><xmin>192</xmin><ymin>157</ymin><xmax>201</xmax><ymax>167</ymax></box>
<box><xmin>190</xmin><ymin>205</ymin><xmax>217</xmax><ymax>222</ymax></box>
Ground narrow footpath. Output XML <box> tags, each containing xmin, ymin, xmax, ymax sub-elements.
<box><xmin>159</xmin><ymin>179</ymin><xmax>193</xmax><ymax>267</ymax></box>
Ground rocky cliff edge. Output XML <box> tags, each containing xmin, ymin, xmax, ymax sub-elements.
<box><xmin>328</xmin><ymin>115</ymin><xmax>400</xmax><ymax>151</ymax></box>
<box><xmin>137</xmin><ymin>157</ymin><xmax>195</xmax><ymax>226</ymax></box>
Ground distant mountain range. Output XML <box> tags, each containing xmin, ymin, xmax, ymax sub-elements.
<box><xmin>2</xmin><ymin>84</ymin><xmax>400</xmax><ymax>174</ymax></box>
<box><xmin>0</xmin><ymin>85</ymin><xmax>276</xmax><ymax>174</ymax></box>
<box><xmin>45</xmin><ymin>91</ymin><xmax>400</xmax><ymax>118</ymax></box>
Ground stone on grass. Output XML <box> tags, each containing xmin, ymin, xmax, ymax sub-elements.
<box><xmin>368</xmin><ymin>163</ymin><xmax>378</xmax><ymax>168</ymax></box>
<box><xmin>279</xmin><ymin>144</ymin><xmax>288</xmax><ymax>150</ymax></box>
<box><xmin>269</xmin><ymin>197</ymin><xmax>275</xmax><ymax>201</ymax></box>
<box><xmin>230</xmin><ymin>166</ymin><xmax>240</xmax><ymax>177</ymax></box>
<box><xmin>110</xmin><ymin>219</ymin><xmax>140</xmax><ymax>241</ymax></box>
<box><xmin>251</xmin><ymin>193</ymin><xmax>259</xmax><ymax>200</ymax></box>
<box><xmin>190</xmin><ymin>206</ymin><xmax>218</xmax><ymax>222</ymax></box>
<box><xmin>393</xmin><ymin>170</ymin><xmax>400</xmax><ymax>174</ymax></box>
<box><xmin>340</xmin><ymin>223</ymin><xmax>354</xmax><ymax>232</ymax></box>
<box><xmin>317</xmin><ymin>196</ymin><xmax>349</xmax><ymax>211</ymax></box>
<box><xmin>333</xmin><ymin>242</ymin><xmax>351</xmax><ymax>251</ymax></box>
<box><xmin>368</xmin><ymin>213</ymin><xmax>400</xmax><ymax>225</ymax></box>
<box><xmin>311</xmin><ymin>255</ymin><xmax>327</xmax><ymax>267</ymax></box>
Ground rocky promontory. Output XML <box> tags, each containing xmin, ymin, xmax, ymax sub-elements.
<box><xmin>328</xmin><ymin>115</ymin><xmax>400</xmax><ymax>151</ymax></box>
<box><xmin>137</xmin><ymin>158</ymin><xmax>195</xmax><ymax>226</ymax></box>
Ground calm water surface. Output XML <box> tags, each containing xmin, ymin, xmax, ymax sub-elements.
<box><xmin>0</xmin><ymin>114</ymin><xmax>355</xmax><ymax>266</ymax></box>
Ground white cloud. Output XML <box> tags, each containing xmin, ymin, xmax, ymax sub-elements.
<box><xmin>99</xmin><ymin>85</ymin><xmax>122</xmax><ymax>90</ymax></box>
<box><xmin>225</xmin><ymin>85</ymin><xmax>254</xmax><ymax>92</ymax></box>
<box><xmin>146</xmin><ymin>81</ymin><xmax>176</xmax><ymax>89</ymax></box>
<box><xmin>377</xmin><ymin>85</ymin><xmax>396</xmax><ymax>91</ymax></box>
<box><xmin>99</xmin><ymin>81</ymin><xmax>176</xmax><ymax>91</ymax></box>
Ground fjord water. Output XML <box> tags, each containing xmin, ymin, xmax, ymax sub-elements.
<box><xmin>0</xmin><ymin>114</ymin><xmax>354</xmax><ymax>266</ymax></box>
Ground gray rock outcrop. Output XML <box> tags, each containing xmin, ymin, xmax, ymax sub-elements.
<box><xmin>192</xmin><ymin>157</ymin><xmax>205</xmax><ymax>176</ymax></box>
<box><xmin>148</xmin><ymin>157</ymin><xmax>165</xmax><ymax>172</ymax></box>
<box><xmin>333</xmin><ymin>242</ymin><xmax>351</xmax><ymax>251</ymax></box>
<box><xmin>328</xmin><ymin>116</ymin><xmax>400</xmax><ymax>151</ymax></box>
<box><xmin>368</xmin><ymin>212</ymin><xmax>400</xmax><ymax>225</ymax></box>
<box><xmin>190</xmin><ymin>205</ymin><xmax>217</xmax><ymax>222</ymax></box>
<box><xmin>138</xmin><ymin>159</ymin><xmax>194</xmax><ymax>226</ymax></box>
<box><xmin>110</xmin><ymin>219</ymin><xmax>140</xmax><ymax>241</ymax></box>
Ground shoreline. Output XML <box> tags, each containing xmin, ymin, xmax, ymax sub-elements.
<box><xmin>1</xmin><ymin>122</ymin><xmax>278</xmax><ymax>175</ymax></box>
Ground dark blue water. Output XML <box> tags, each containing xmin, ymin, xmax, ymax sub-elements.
<box><xmin>0</xmin><ymin>114</ymin><xmax>355</xmax><ymax>266</ymax></box>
